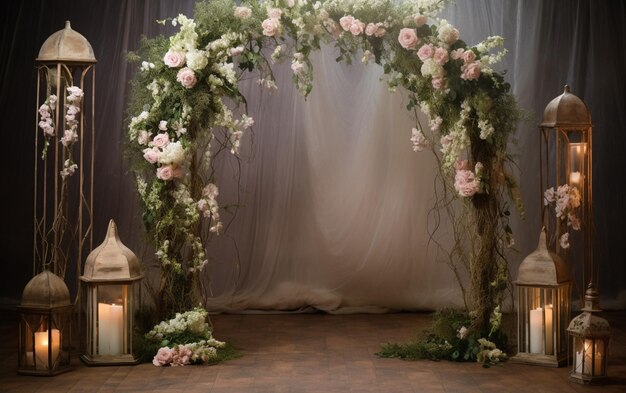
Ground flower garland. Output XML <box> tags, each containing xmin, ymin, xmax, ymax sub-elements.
<box><xmin>127</xmin><ymin>0</ymin><xmax>522</xmax><ymax>339</ymax></box>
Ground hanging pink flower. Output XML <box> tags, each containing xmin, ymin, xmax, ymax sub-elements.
<box><xmin>152</xmin><ymin>347</ymin><xmax>173</xmax><ymax>366</ymax></box>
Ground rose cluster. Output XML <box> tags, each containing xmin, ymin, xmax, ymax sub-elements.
<box><xmin>544</xmin><ymin>184</ymin><xmax>582</xmax><ymax>249</ymax></box>
<box><xmin>140</xmin><ymin>121</ymin><xmax>185</xmax><ymax>181</ymax></box>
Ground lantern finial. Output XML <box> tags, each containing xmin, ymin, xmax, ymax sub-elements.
<box><xmin>564</xmin><ymin>84</ymin><xmax>570</xmax><ymax>93</ymax></box>
<box><xmin>581</xmin><ymin>282</ymin><xmax>602</xmax><ymax>313</ymax></box>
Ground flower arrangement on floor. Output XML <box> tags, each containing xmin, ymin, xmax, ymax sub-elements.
<box><xmin>139</xmin><ymin>307</ymin><xmax>236</xmax><ymax>366</ymax></box>
<box><xmin>126</xmin><ymin>0</ymin><xmax>523</xmax><ymax>362</ymax></box>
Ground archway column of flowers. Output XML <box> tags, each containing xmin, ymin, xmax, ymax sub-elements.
<box><xmin>127</xmin><ymin>0</ymin><xmax>522</xmax><ymax>363</ymax></box>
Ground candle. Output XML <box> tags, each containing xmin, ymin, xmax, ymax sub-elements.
<box><xmin>544</xmin><ymin>305</ymin><xmax>553</xmax><ymax>355</ymax></box>
<box><xmin>98</xmin><ymin>303</ymin><xmax>124</xmax><ymax>356</ymax></box>
<box><xmin>569</xmin><ymin>171</ymin><xmax>581</xmax><ymax>187</ymax></box>
<box><xmin>575</xmin><ymin>340</ymin><xmax>600</xmax><ymax>375</ymax></box>
<box><xmin>529</xmin><ymin>307</ymin><xmax>543</xmax><ymax>354</ymax></box>
<box><xmin>34</xmin><ymin>329</ymin><xmax>60</xmax><ymax>370</ymax></box>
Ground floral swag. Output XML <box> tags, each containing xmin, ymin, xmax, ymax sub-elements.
<box><xmin>126</xmin><ymin>0</ymin><xmax>522</xmax><ymax>356</ymax></box>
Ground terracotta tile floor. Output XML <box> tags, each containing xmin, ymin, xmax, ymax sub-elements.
<box><xmin>1</xmin><ymin>310</ymin><xmax>625</xmax><ymax>392</ymax></box>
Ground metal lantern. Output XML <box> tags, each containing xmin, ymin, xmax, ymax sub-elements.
<box><xmin>567</xmin><ymin>283</ymin><xmax>610</xmax><ymax>384</ymax></box>
<box><xmin>539</xmin><ymin>85</ymin><xmax>593</xmax><ymax>294</ymax></box>
<box><xmin>17</xmin><ymin>271</ymin><xmax>72</xmax><ymax>376</ymax></box>
<box><xmin>79</xmin><ymin>220</ymin><xmax>142</xmax><ymax>365</ymax></box>
<box><xmin>34</xmin><ymin>21</ymin><xmax>96</xmax><ymax>280</ymax></box>
<box><xmin>511</xmin><ymin>230</ymin><xmax>571</xmax><ymax>366</ymax></box>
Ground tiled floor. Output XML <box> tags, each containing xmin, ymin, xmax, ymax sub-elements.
<box><xmin>1</xmin><ymin>310</ymin><xmax>625</xmax><ymax>392</ymax></box>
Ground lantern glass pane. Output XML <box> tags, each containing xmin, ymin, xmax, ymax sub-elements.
<box><xmin>96</xmin><ymin>284</ymin><xmax>127</xmax><ymax>356</ymax></box>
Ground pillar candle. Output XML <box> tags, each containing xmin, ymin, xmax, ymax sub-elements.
<box><xmin>34</xmin><ymin>329</ymin><xmax>60</xmax><ymax>370</ymax></box>
<box><xmin>529</xmin><ymin>307</ymin><xmax>543</xmax><ymax>354</ymax></box>
<box><xmin>544</xmin><ymin>305</ymin><xmax>553</xmax><ymax>355</ymax></box>
<box><xmin>98</xmin><ymin>303</ymin><xmax>124</xmax><ymax>356</ymax></box>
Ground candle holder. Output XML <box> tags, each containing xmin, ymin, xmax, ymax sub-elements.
<box><xmin>79</xmin><ymin>220</ymin><xmax>143</xmax><ymax>365</ymax></box>
<box><xmin>511</xmin><ymin>230</ymin><xmax>571</xmax><ymax>367</ymax></box>
<box><xmin>567</xmin><ymin>283</ymin><xmax>610</xmax><ymax>384</ymax></box>
<box><xmin>17</xmin><ymin>271</ymin><xmax>72</xmax><ymax>376</ymax></box>
<box><xmin>539</xmin><ymin>85</ymin><xmax>593</xmax><ymax>301</ymax></box>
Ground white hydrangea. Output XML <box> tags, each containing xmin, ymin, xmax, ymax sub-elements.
<box><xmin>185</xmin><ymin>49</ymin><xmax>208</xmax><ymax>71</ymax></box>
<box><xmin>420</xmin><ymin>58</ymin><xmax>444</xmax><ymax>78</ymax></box>
<box><xmin>159</xmin><ymin>141</ymin><xmax>185</xmax><ymax>165</ymax></box>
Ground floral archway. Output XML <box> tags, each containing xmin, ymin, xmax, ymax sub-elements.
<box><xmin>127</xmin><ymin>0</ymin><xmax>521</xmax><ymax>353</ymax></box>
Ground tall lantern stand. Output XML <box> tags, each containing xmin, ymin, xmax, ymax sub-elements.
<box><xmin>34</xmin><ymin>21</ymin><xmax>96</xmax><ymax>281</ymax></box>
<box><xmin>538</xmin><ymin>85</ymin><xmax>593</xmax><ymax>298</ymax></box>
<box><xmin>79</xmin><ymin>220</ymin><xmax>143</xmax><ymax>366</ymax></box>
<box><xmin>511</xmin><ymin>230</ymin><xmax>570</xmax><ymax>366</ymax></box>
<box><xmin>17</xmin><ymin>271</ymin><xmax>72</xmax><ymax>376</ymax></box>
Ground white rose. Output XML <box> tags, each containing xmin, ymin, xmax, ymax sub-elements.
<box><xmin>234</xmin><ymin>6</ymin><xmax>252</xmax><ymax>19</ymax></box>
<box><xmin>262</xmin><ymin>18</ymin><xmax>281</xmax><ymax>36</ymax></box>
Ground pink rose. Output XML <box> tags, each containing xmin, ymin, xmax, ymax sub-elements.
<box><xmin>417</xmin><ymin>44</ymin><xmax>434</xmax><ymax>61</ymax></box>
<box><xmin>339</xmin><ymin>15</ymin><xmax>355</xmax><ymax>31</ymax></box>
<box><xmin>163</xmin><ymin>50</ymin><xmax>186</xmax><ymax>68</ymax></box>
<box><xmin>461</xmin><ymin>61</ymin><xmax>481</xmax><ymax>81</ymax></box>
<box><xmin>462</xmin><ymin>50</ymin><xmax>476</xmax><ymax>63</ymax></box>
<box><xmin>433</xmin><ymin>47</ymin><xmax>449</xmax><ymax>65</ymax></box>
<box><xmin>414</xmin><ymin>14</ymin><xmax>428</xmax><ymax>27</ymax></box>
<box><xmin>143</xmin><ymin>148</ymin><xmax>159</xmax><ymax>164</ymax></box>
<box><xmin>262</xmin><ymin>18</ymin><xmax>280</xmax><ymax>36</ymax></box>
<box><xmin>374</xmin><ymin>24</ymin><xmax>386</xmax><ymax>37</ymax></box>
<box><xmin>454</xmin><ymin>169</ymin><xmax>480</xmax><ymax>197</ymax></box>
<box><xmin>365</xmin><ymin>23</ymin><xmax>377</xmax><ymax>36</ymax></box>
<box><xmin>152</xmin><ymin>347</ymin><xmax>173</xmax><ymax>366</ymax></box>
<box><xmin>152</xmin><ymin>133</ymin><xmax>169</xmax><ymax>148</ymax></box>
<box><xmin>176</xmin><ymin>67</ymin><xmax>197</xmax><ymax>88</ymax></box>
<box><xmin>398</xmin><ymin>28</ymin><xmax>419</xmax><ymax>50</ymax></box>
<box><xmin>156</xmin><ymin>165</ymin><xmax>178</xmax><ymax>181</ymax></box>
<box><xmin>267</xmin><ymin>8</ymin><xmax>282</xmax><ymax>19</ymax></box>
<box><xmin>349</xmin><ymin>20</ymin><xmax>365</xmax><ymax>36</ymax></box>
<box><xmin>450</xmin><ymin>48</ymin><xmax>465</xmax><ymax>60</ymax></box>
<box><xmin>432</xmin><ymin>77</ymin><xmax>444</xmax><ymax>90</ymax></box>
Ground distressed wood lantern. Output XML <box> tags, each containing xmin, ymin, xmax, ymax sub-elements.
<box><xmin>511</xmin><ymin>230</ymin><xmax>571</xmax><ymax>367</ymax></box>
<box><xmin>18</xmin><ymin>271</ymin><xmax>72</xmax><ymax>376</ymax></box>
<box><xmin>567</xmin><ymin>283</ymin><xmax>610</xmax><ymax>384</ymax></box>
<box><xmin>79</xmin><ymin>220</ymin><xmax>142</xmax><ymax>365</ymax></box>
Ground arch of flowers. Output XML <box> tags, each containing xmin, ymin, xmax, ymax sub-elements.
<box><xmin>127</xmin><ymin>0</ymin><xmax>522</xmax><ymax>345</ymax></box>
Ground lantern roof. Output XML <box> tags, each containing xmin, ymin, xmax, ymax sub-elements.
<box><xmin>81</xmin><ymin>220</ymin><xmax>143</xmax><ymax>282</ymax></box>
<box><xmin>540</xmin><ymin>85</ymin><xmax>592</xmax><ymax>129</ymax></box>
<box><xmin>36</xmin><ymin>21</ymin><xmax>96</xmax><ymax>64</ymax></box>
<box><xmin>567</xmin><ymin>283</ymin><xmax>610</xmax><ymax>337</ymax></box>
<box><xmin>20</xmin><ymin>270</ymin><xmax>71</xmax><ymax>309</ymax></box>
<box><xmin>515</xmin><ymin>229</ymin><xmax>569</xmax><ymax>286</ymax></box>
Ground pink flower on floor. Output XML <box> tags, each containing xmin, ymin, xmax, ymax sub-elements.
<box><xmin>153</xmin><ymin>347</ymin><xmax>173</xmax><ymax>366</ymax></box>
<box><xmin>398</xmin><ymin>28</ymin><xmax>419</xmax><ymax>50</ymax></box>
<box><xmin>171</xmin><ymin>345</ymin><xmax>192</xmax><ymax>366</ymax></box>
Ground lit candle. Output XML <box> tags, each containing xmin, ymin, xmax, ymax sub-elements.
<box><xmin>34</xmin><ymin>329</ymin><xmax>60</xmax><ymax>370</ymax></box>
<box><xmin>575</xmin><ymin>340</ymin><xmax>594</xmax><ymax>375</ymax></box>
<box><xmin>98</xmin><ymin>303</ymin><xmax>124</xmax><ymax>356</ymax></box>
<box><xmin>569</xmin><ymin>171</ymin><xmax>581</xmax><ymax>187</ymax></box>
<box><xmin>529</xmin><ymin>307</ymin><xmax>543</xmax><ymax>354</ymax></box>
<box><xmin>544</xmin><ymin>305</ymin><xmax>553</xmax><ymax>355</ymax></box>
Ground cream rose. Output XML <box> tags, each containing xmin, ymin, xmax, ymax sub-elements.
<box><xmin>267</xmin><ymin>8</ymin><xmax>282</xmax><ymax>20</ymax></box>
<box><xmin>414</xmin><ymin>14</ymin><xmax>428</xmax><ymax>27</ymax></box>
<box><xmin>398</xmin><ymin>28</ymin><xmax>419</xmax><ymax>50</ymax></box>
<box><xmin>234</xmin><ymin>6</ymin><xmax>252</xmax><ymax>19</ymax></box>
<box><xmin>262</xmin><ymin>18</ymin><xmax>281</xmax><ymax>36</ymax></box>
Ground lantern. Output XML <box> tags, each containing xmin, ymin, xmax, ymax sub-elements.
<box><xmin>538</xmin><ymin>85</ymin><xmax>593</xmax><ymax>297</ymax></box>
<box><xmin>567</xmin><ymin>283</ymin><xmax>610</xmax><ymax>384</ymax></box>
<box><xmin>511</xmin><ymin>230</ymin><xmax>570</xmax><ymax>366</ymax></box>
<box><xmin>33</xmin><ymin>21</ymin><xmax>96</xmax><ymax>280</ymax></box>
<box><xmin>79</xmin><ymin>220</ymin><xmax>143</xmax><ymax>365</ymax></box>
<box><xmin>17</xmin><ymin>271</ymin><xmax>72</xmax><ymax>376</ymax></box>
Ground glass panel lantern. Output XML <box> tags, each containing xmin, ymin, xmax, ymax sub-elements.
<box><xmin>79</xmin><ymin>220</ymin><xmax>143</xmax><ymax>365</ymax></box>
<box><xmin>18</xmin><ymin>271</ymin><xmax>72</xmax><ymax>376</ymax></box>
<box><xmin>511</xmin><ymin>230</ymin><xmax>570</xmax><ymax>366</ymax></box>
<box><xmin>567</xmin><ymin>284</ymin><xmax>610</xmax><ymax>384</ymax></box>
<box><xmin>539</xmin><ymin>85</ymin><xmax>592</xmax><ymax>297</ymax></box>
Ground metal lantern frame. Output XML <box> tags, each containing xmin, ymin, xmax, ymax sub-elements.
<box><xmin>17</xmin><ymin>271</ymin><xmax>72</xmax><ymax>376</ymax></box>
<box><xmin>34</xmin><ymin>20</ymin><xmax>96</xmax><ymax>281</ymax></box>
<box><xmin>512</xmin><ymin>230</ymin><xmax>571</xmax><ymax>367</ymax></box>
<box><xmin>539</xmin><ymin>85</ymin><xmax>593</xmax><ymax>296</ymax></box>
<box><xmin>79</xmin><ymin>220</ymin><xmax>143</xmax><ymax>366</ymax></box>
<box><xmin>567</xmin><ymin>284</ymin><xmax>610</xmax><ymax>384</ymax></box>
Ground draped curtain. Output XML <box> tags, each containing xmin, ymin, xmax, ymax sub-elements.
<box><xmin>1</xmin><ymin>0</ymin><xmax>624</xmax><ymax>311</ymax></box>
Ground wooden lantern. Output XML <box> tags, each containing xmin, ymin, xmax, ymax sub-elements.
<box><xmin>511</xmin><ymin>230</ymin><xmax>570</xmax><ymax>367</ymax></box>
<box><xmin>17</xmin><ymin>271</ymin><xmax>72</xmax><ymax>376</ymax></box>
<box><xmin>79</xmin><ymin>220</ymin><xmax>142</xmax><ymax>365</ymax></box>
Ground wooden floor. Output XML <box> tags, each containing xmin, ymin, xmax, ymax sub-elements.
<box><xmin>1</xmin><ymin>311</ymin><xmax>625</xmax><ymax>392</ymax></box>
